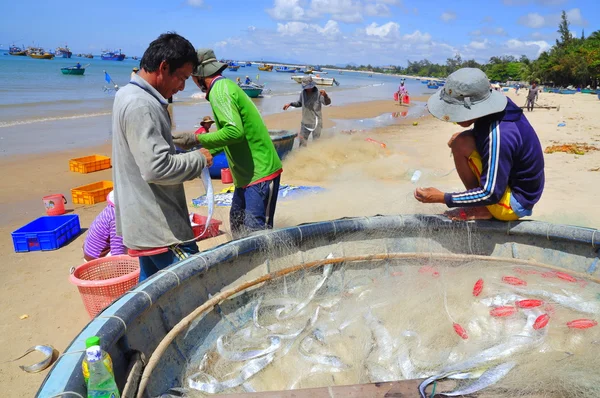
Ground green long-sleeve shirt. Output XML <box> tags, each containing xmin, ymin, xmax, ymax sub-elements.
<box><xmin>198</xmin><ymin>77</ymin><xmax>282</xmax><ymax>187</ymax></box>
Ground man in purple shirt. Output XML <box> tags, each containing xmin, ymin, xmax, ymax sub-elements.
<box><xmin>414</xmin><ymin>68</ymin><xmax>545</xmax><ymax>221</ymax></box>
<box><xmin>83</xmin><ymin>191</ymin><xmax>126</xmax><ymax>261</ymax></box>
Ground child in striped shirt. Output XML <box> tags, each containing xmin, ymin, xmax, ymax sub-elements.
<box><xmin>83</xmin><ymin>191</ymin><xmax>126</xmax><ymax>261</ymax></box>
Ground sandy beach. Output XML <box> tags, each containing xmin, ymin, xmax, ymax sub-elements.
<box><xmin>1</xmin><ymin>90</ymin><xmax>599</xmax><ymax>396</ymax></box>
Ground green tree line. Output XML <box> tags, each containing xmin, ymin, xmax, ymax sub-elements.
<box><xmin>322</xmin><ymin>11</ymin><xmax>600</xmax><ymax>87</ymax></box>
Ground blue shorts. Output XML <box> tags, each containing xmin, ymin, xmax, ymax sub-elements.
<box><xmin>230</xmin><ymin>175</ymin><xmax>280</xmax><ymax>238</ymax></box>
<box><xmin>138</xmin><ymin>241</ymin><xmax>199</xmax><ymax>282</ymax></box>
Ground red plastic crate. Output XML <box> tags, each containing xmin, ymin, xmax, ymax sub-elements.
<box><xmin>190</xmin><ymin>214</ymin><xmax>222</xmax><ymax>240</ymax></box>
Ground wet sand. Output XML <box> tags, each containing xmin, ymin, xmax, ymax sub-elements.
<box><xmin>0</xmin><ymin>92</ymin><xmax>599</xmax><ymax>396</ymax></box>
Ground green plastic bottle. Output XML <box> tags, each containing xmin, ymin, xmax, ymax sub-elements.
<box><xmin>86</xmin><ymin>341</ymin><xmax>120</xmax><ymax>398</ymax></box>
<box><xmin>82</xmin><ymin>336</ymin><xmax>114</xmax><ymax>385</ymax></box>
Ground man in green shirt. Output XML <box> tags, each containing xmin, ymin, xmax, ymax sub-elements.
<box><xmin>173</xmin><ymin>49</ymin><xmax>282</xmax><ymax>238</ymax></box>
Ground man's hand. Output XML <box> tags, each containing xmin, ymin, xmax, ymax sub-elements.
<box><xmin>320</xmin><ymin>90</ymin><xmax>327</xmax><ymax>96</ymax></box>
<box><xmin>199</xmin><ymin>148</ymin><xmax>213</xmax><ymax>167</ymax></box>
<box><xmin>283</xmin><ymin>104</ymin><xmax>291</xmax><ymax>111</ymax></box>
<box><xmin>414</xmin><ymin>187</ymin><xmax>445</xmax><ymax>204</ymax></box>
<box><xmin>172</xmin><ymin>132</ymin><xmax>199</xmax><ymax>150</ymax></box>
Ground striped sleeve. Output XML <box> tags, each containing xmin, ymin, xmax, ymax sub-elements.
<box><xmin>444</xmin><ymin>121</ymin><xmax>514</xmax><ymax>208</ymax></box>
<box><xmin>83</xmin><ymin>206</ymin><xmax>112</xmax><ymax>258</ymax></box>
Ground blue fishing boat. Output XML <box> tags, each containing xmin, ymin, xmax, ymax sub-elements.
<box><xmin>55</xmin><ymin>45</ymin><xmax>72</xmax><ymax>58</ymax></box>
<box><xmin>276</xmin><ymin>66</ymin><xmax>298</xmax><ymax>73</ymax></box>
<box><xmin>420</xmin><ymin>80</ymin><xmax>428</xmax><ymax>84</ymax></box>
<box><xmin>8</xmin><ymin>45</ymin><xmax>27</xmax><ymax>56</ymax></box>
<box><xmin>228</xmin><ymin>65</ymin><xmax>240</xmax><ymax>71</ymax></box>
<box><xmin>246</xmin><ymin>61</ymin><xmax>252</xmax><ymax>66</ymax></box>
<box><xmin>558</xmin><ymin>89</ymin><xmax>577</xmax><ymax>94</ymax></box>
<box><xmin>101</xmin><ymin>49</ymin><xmax>125</xmax><ymax>61</ymax></box>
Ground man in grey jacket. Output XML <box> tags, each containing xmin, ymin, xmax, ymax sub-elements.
<box><xmin>112</xmin><ymin>32</ymin><xmax>213</xmax><ymax>282</ymax></box>
<box><xmin>283</xmin><ymin>75</ymin><xmax>331</xmax><ymax>147</ymax></box>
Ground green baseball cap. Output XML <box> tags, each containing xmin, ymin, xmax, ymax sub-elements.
<box><xmin>193</xmin><ymin>48</ymin><xmax>228</xmax><ymax>78</ymax></box>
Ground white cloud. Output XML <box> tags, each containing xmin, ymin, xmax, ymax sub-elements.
<box><xmin>277</xmin><ymin>20</ymin><xmax>341</xmax><ymax>37</ymax></box>
<box><xmin>364</xmin><ymin>21</ymin><xmax>400</xmax><ymax>38</ymax></box>
<box><xmin>505</xmin><ymin>39</ymin><xmax>551</xmax><ymax>56</ymax></box>
<box><xmin>441</xmin><ymin>11</ymin><xmax>456</xmax><ymax>22</ymax></box>
<box><xmin>186</xmin><ymin>0</ymin><xmax>204</xmax><ymax>6</ymax></box>
<box><xmin>518</xmin><ymin>8</ymin><xmax>587</xmax><ymax>28</ymax></box>
<box><xmin>402</xmin><ymin>30</ymin><xmax>431</xmax><ymax>43</ymax></box>
<box><xmin>267</xmin><ymin>0</ymin><xmax>400</xmax><ymax>23</ymax></box>
<box><xmin>470</xmin><ymin>27</ymin><xmax>507</xmax><ymax>37</ymax></box>
<box><xmin>503</xmin><ymin>0</ymin><xmax>567</xmax><ymax>5</ymax></box>
<box><xmin>267</xmin><ymin>0</ymin><xmax>307</xmax><ymax>21</ymax></box>
<box><xmin>215</xmin><ymin>41</ymin><xmax>228</xmax><ymax>48</ymax></box>
<box><xmin>468</xmin><ymin>39</ymin><xmax>490</xmax><ymax>50</ymax></box>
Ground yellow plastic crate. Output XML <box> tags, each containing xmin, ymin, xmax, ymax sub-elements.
<box><xmin>71</xmin><ymin>181</ymin><xmax>113</xmax><ymax>205</ymax></box>
<box><xmin>69</xmin><ymin>155</ymin><xmax>111</xmax><ymax>174</ymax></box>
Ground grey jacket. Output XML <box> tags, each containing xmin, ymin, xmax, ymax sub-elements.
<box><xmin>289</xmin><ymin>87</ymin><xmax>331</xmax><ymax>136</ymax></box>
<box><xmin>112</xmin><ymin>75</ymin><xmax>206</xmax><ymax>250</ymax></box>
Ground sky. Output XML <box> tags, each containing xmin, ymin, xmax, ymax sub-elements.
<box><xmin>1</xmin><ymin>0</ymin><xmax>598</xmax><ymax>66</ymax></box>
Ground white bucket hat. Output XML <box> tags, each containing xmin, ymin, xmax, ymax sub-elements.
<box><xmin>427</xmin><ymin>68</ymin><xmax>507</xmax><ymax>123</ymax></box>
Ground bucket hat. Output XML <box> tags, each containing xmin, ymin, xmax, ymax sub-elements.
<box><xmin>301</xmin><ymin>75</ymin><xmax>316</xmax><ymax>89</ymax></box>
<box><xmin>427</xmin><ymin>68</ymin><xmax>507</xmax><ymax>123</ymax></box>
<box><xmin>193</xmin><ymin>49</ymin><xmax>228</xmax><ymax>78</ymax></box>
<box><xmin>201</xmin><ymin>116</ymin><xmax>215</xmax><ymax>125</ymax></box>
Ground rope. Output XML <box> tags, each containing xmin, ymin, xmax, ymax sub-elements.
<box><xmin>97</xmin><ymin>315</ymin><xmax>127</xmax><ymax>333</ymax></box>
<box><xmin>157</xmin><ymin>269</ymin><xmax>181</xmax><ymax>286</ymax></box>
<box><xmin>135</xmin><ymin>252</ymin><xmax>600</xmax><ymax>397</ymax></box>
<box><xmin>124</xmin><ymin>290</ymin><xmax>153</xmax><ymax>306</ymax></box>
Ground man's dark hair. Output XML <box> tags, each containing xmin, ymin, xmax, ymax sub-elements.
<box><xmin>140</xmin><ymin>32</ymin><xmax>198</xmax><ymax>74</ymax></box>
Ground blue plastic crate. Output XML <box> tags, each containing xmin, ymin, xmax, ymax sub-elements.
<box><xmin>11</xmin><ymin>215</ymin><xmax>81</xmax><ymax>253</ymax></box>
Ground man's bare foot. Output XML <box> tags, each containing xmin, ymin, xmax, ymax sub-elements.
<box><xmin>445</xmin><ymin>207</ymin><xmax>493</xmax><ymax>221</ymax></box>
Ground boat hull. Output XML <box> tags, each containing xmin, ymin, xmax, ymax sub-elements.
<box><xmin>208</xmin><ymin>130</ymin><xmax>296</xmax><ymax>178</ymax></box>
<box><xmin>241</xmin><ymin>88</ymin><xmax>262</xmax><ymax>98</ymax></box>
<box><xmin>228</xmin><ymin>66</ymin><xmax>240</xmax><ymax>71</ymax></box>
<box><xmin>101</xmin><ymin>54</ymin><xmax>125</xmax><ymax>61</ymax></box>
<box><xmin>258</xmin><ymin>66</ymin><xmax>273</xmax><ymax>71</ymax></box>
<box><xmin>9</xmin><ymin>51</ymin><xmax>27</xmax><ymax>56</ymax></box>
<box><xmin>61</xmin><ymin>68</ymin><xmax>85</xmax><ymax>75</ymax></box>
<box><xmin>29</xmin><ymin>54</ymin><xmax>54</xmax><ymax>59</ymax></box>
<box><xmin>35</xmin><ymin>215</ymin><xmax>600</xmax><ymax>397</ymax></box>
<box><xmin>291</xmin><ymin>75</ymin><xmax>336</xmax><ymax>86</ymax></box>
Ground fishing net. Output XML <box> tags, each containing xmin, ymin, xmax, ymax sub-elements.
<box><xmin>176</xmin><ymin>252</ymin><xmax>600</xmax><ymax>397</ymax></box>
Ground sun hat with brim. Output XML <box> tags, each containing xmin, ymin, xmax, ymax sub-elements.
<box><xmin>427</xmin><ymin>68</ymin><xmax>507</xmax><ymax>123</ymax></box>
<box><xmin>132</xmin><ymin>67</ymin><xmax>139</xmax><ymax>71</ymax></box>
<box><xmin>301</xmin><ymin>76</ymin><xmax>316</xmax><ymax>89</ymax></box>
<box><xmin>193</xmin><ymin>48</ymin><xmax>228</xmax><ymax>78</ymax></box>
<box><xmin>201</xmin><ymin>116</ymin><xmax>215</xmax><ymax>125</ymax></box>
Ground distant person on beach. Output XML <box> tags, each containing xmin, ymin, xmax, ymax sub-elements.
<box><xmin>172</xmin><ymin>48</ymin><xmax>282</xmax><ymax>238</ymax></box>
<box><xmin>515</xmin><ymin>83</ymin><xmax>520</xmax><ymax>95</ymax></box>
<box><xmin>130</xmin><ymin>67</ymin><xmax>139</xmax><ymax>80</ymax></box>
<box><xmin>112</xmin><ymin>32</ymin><xmax>213</xmax><ymax>282</ymax></box>
<box><xmin>195</xmin><ymin>116</ymin><xmax>215</xmax><ymax>135</ymax></box>
<box><xmin>83</xmin><ymin>191</ymin><xmax>126</xmax><ymax>261</ymax></box>
<box><xmin>397</xmin><ymin>81</ymin><xmax>408</xmax><ymax>104</ymax></box>
<box><xmin>414</xmin><ymin>68</ymin><xmax>545</xmax><ymax>221</ymax></box>
<box><xmin>282</xmin><ymin>75</ymin><xmax>331</xmax><ymax>147</ymax></box>
<box><xmin>526</xmin><ymin>81</ymin><xmax>540</xmax><ymax>112</ymax></box>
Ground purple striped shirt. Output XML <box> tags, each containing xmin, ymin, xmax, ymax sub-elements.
<box><xmin>83</xmin><ymin>204</ymin><xmax>126</xmax><ymax>258</ymax></box>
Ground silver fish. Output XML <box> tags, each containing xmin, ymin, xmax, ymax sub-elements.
<box><xmin>8</xmin><ymin>345</ymin><xmax>56</xmax><ymax>373</ymax></box>
<box><xmin>364</xmin><ymin>311</ymin><xmax>395</xmax><ymax>363</ymax></box>
<box><xmin>480</xmin><ymin>293</ymin><xmax>524</xmax><ymax>307</ymax></box>
<box><xmin>440</xmin><ymin>362</ymin><xmax>516</xmax><ymax>396</ymax></box>
<box><xmin>188</xmin><ymin>352</ymin><xmax>275</xmax><ymax>394</ymax></box>
<box><xmin>299</xmin><ymin>334</ymin><xmax>349</xmax><ymax>370</ymax></box>
<box><xmin>216</xmin><ymin>335</ymin><xmax>281</xmax><ymax>362</ymax></box>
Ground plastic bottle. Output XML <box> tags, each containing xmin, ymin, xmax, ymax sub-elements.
<box><xmin>411</xmin><ymin>170</ymin><xmax>422</xmax><ymax>184</ymax></box>
<box><xmin>86</xmin><ymin>342</ymin><xmax>120</xmax><ymax>398</ymax></box>
<box><xmin>82</xmin><ymin>336</ymin><xmax>114</xmax><ymax>385</ymax></box>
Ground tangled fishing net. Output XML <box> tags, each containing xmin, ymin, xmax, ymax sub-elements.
<box><xmin>177</xmin><ymin>255</ymin><xmax>600</xmax><ymax>397</ymax></box>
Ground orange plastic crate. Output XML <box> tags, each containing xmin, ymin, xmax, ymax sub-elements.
<box><xmin>69</xmin><ymin>155</ymin><xmax>111</xmax><ymax>174</ymax></box>
<box><xmin>71</xmin><ymin>181</ymin><xmax>113</xmax><ymax>205</ymax></box>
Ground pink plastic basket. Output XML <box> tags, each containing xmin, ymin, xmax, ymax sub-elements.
<box><xmin>69</xmin><ymin>255</ymin><xmax>140</xmax><ymax>318</ymax></box>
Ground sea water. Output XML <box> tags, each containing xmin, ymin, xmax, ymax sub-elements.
<box><xmin>0</xmin><ymin>51</ymin><xmax>433</xmax><ymax>156</ymax></box>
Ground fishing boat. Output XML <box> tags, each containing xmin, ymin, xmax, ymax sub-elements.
<box><xmin>240</xmin><ymin>84</ymin><xmax>263</xmax><ymax>98</ymax></box>
<box><xmin>426</xmin><ymin>81</ymin><xmax>439</xmax><ymax>89</ymax></box>
<box><xmin>246</xmin><ymin>61</ymin><xmax>252</xmax><ymax>66</ymax></box>
<box><xmin>558</xmin><ymin>89</ymin><xmax>577</xmax><ymax>94</ymax></box>
<box><xmin>36</xmin><ymin>215</ymin><xmax>600</xmax><ymax>398</ymax></box>
<box><xmin>101</xmin><ymin>49</ymin><xmax>125</xmax><ymax>61</ymax></box>
<box><xmin>421</xmin><ymin>80</ymin><xmax>428</xmax><ymax>84</ymax></box>
<box><xmin>228</xmin><ymin>65</ymin><xmax>240</xmax><ymax>71</ymax></box>
<box><xmin>8</xmin><ymin>45</ymin><xmax>27</xmax><ymax>56</ymax></box>
<box><xmin>84</xmin><ymin>53</ymin><xmax>94</xmax><ymax>59</ymax></box>
<box><xmin>55</xmin><ymin>45</ymin><xmax>72</xmax><ymax>58</ymax></box>
<box><xmin>276</xmin><ymin>66</ymin><xmax>298</xmax><ymax>73</ymax></box>
<box><xmin>60</xmin><ymin>64</ymin><xmax>86</xmax><ymax>75</ymax></box>
<box><xmin>581</xmin><ymin>89</ymin><xmax>597</xmax><ymax>94</ymax></box>
<box><xmin>291</xmin><ymin>75</ymin><xmax>338</xmax><ymax>86</ymax></box>
<box><xmin>28</xmin><ymin>47</ymin><xmax>54</xmax><ymax>59</ymax></box>
<box><xmin>258</xmin><ymin>64</ymin><xmax>273</xmax><ymax>71</ymax></box>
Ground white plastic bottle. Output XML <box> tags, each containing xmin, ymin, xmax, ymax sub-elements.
<box><xmin>411</xmin><ymin>170</ymin><xmax>422</xmax><ymax>184</ymax></box>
